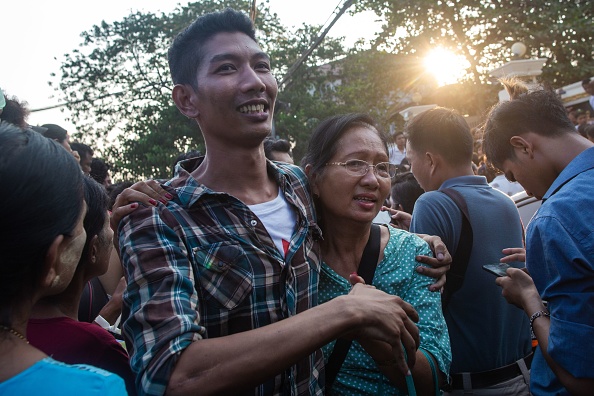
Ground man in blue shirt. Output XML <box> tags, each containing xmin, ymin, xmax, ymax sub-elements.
<box><xmin>484</xmin><ymin>79</ymin><xmax>594</xmax><ymax>396</ymax></box>
<box><xmin>406</xmin><ymin>107</ymin><xmax>532</xmax><ymax>395</ymax></box>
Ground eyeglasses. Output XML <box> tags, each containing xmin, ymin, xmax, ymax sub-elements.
<box><xmin>326</xmin><ymin>159</ymin><xmax>397</xmax><ymax>179</ymax></box>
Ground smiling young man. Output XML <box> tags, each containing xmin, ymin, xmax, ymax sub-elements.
<box><xmin>118</xmin><ymin>9</ymin><xmax>425</xmax><ymax>396</ymax></box>
<box><xmin>483</xmin><ymin>79</ymin><xmax>594</xmax><ymax>396</ymax></box>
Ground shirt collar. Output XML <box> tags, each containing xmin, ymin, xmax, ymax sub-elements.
<box><xmin>167</xmin><ymin>156</ymin><xmax>295</xmax><ymax>208</ymax></box>
<box><xmin>439</xmin><ymin>175</ymin><xmax>488</xmax><ymax>190</ymax></box>
<box><xmin>543</xmin><ymin>146</ymin><xmax>594</xmax><ymax>201</ymax></box>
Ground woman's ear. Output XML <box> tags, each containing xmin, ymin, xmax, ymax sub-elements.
<box><xmin>86</xmin><ymin>235</ymin><xmax>100</xmax><ymax>266</ymax></box>
<box><xmin>172</xmin><ymin>84</ymin><xmax>200</xmax><ymax>119</ymax></box>
<box><xmin>40</xmin><ymin>235</ymin><xmax>65</xmax><ymax>292</ymax></box>
<box><xmin>304</xmin><ymin>164</ymin><xmax>320</xmax><ymax>197</ymax></box>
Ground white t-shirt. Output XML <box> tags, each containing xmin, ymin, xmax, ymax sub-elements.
<box><xmin>490</xmin><ymin>174</ymin><xmax>525</xmax><ymax>196</ymax></box>
<box><xmin>388</xmin><ymin>144</ymin><xmax>407</xmax><ymax>165</ymax></box>
<box><xmin>248</xmin><ymin>188</ymin><xmax>296</xmax><ymax>258</ymax></box>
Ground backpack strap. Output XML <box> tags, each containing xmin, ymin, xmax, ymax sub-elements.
<box><xmin>325</xmin><ymin>224</ymin><xmax>381</xmax><ymax>389</ymax></box>
<box><xmin>440</xmin><ymin>188</ymin><xmax>473</xmax><ymax>310</ymax></box>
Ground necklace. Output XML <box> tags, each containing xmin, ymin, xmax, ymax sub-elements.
<box><xmin>0</xmin><ymin>325</ymin><xmax>29</xmax><ymax>344</ymax></box>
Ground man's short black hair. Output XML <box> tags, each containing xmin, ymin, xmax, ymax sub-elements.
<box><xmin>89</xmin><ymin>158</ymin><xmax>110</xmax><ymax>185</ymax></box>
<box><xmin>483</xmin><ymin>79</ymin><xmax>575</xmax><ymax>169</ymax></box>
<box><xmin>41</xmin><ymin>124</ymin><xmax>68</xmax><ymax>143</ymax></box>
<box><xmin>168</xmin><ymin>8</ymin><xmax>256</xmax><ymax>88</ymax></box>
<box><xmin>263</xmin><ymin>137</ymin><xmax>291</xmax><ymax>160</ymax></box>
<box><xmin>70</xmin><ymin>142</ymin><xmax>94</xmax><ymax>158</ymax></box>
<box><xmin>405</xmin><ymin>107</ymin><xmax>473</xmax><ymax>166</ymax></box>
<box><xmin>582</xmin><ymin>78</ymin><xmax>591</xmax><ymax>86</ymax></box>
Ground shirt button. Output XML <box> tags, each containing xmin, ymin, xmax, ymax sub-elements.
<box><xmin>250</xmin><ymin>220</ymin><xmax>258</xmax><ymax>226</ymax></box>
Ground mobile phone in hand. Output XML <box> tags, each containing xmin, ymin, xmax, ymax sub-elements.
<box><xmin>482</xmin><ymin>263</ymin><xmax>511</xmax><ymax>277</ymax></box>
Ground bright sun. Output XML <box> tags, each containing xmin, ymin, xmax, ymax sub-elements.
<box><xmin>424</xmin><ymin>47</ymin><xmax>470</xmax><ymax>86</ymax></box>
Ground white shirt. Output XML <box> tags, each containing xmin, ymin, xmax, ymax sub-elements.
<box><xmin>248</xmin><ymin>188</ymin><xmax>296</xmax><ymax>258</ymax></box>
<box><xmin>489</xmin><ymin>174</ymin><xmax>525</xmax><ymax>196</ymax></box>
<box><xmin>389</xmin><ymin>144</ymin><xmax>407</xmax><ymax>165</ymax></box>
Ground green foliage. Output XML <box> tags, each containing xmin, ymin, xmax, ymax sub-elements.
<box><xmin>356</xmin><ymin>0</ymin><xmax>593</xmax><ymax>86</ymax></box>
<box><xmin>53</xmin><ymin>0</ymin><xmax>592</xmax><ymax>179</ymax></box>
<box><xmin>54</xmin><ymin>0</ymin><xmax>302</xmax><ymax>180</ymax></box>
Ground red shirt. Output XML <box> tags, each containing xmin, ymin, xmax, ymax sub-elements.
<box><xmin>28</xmin><ymin>317</ymin><xmax>136</xmax><ymax>395</ymax></box>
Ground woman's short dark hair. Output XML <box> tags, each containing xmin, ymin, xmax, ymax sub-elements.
<box><xmin>483</xmin><ymin>78</ymin><xmax>575</xmax><ymax>169</ymax></box>
<box><xmin>391</xmin><ymin>172</ymin><xmax>425</xmax><ymax>214</ymax></box>
<box><xmin>303</xmin><ymin>113</ymin><xmax>388</xmax><ymax>176</ymax></box>
<box><xmin>168</xmin><ymin>8</ymin><xmax>256</xmax><ymax>88</ymax></box>
<box><xmin>0</xmin><ymin>122</ymin><xmax>83</xmax><ymax>323</ymax></box>
<box><xmin>80</xmin><ymin>176</ymin><xmax>110</xmax><ymax>262</ymax></box>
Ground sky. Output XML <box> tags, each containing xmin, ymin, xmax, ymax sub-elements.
<box><xmin>1</xmin><ymin>0</ymin><xmax>380</xmax><ymax>133</ymax></box>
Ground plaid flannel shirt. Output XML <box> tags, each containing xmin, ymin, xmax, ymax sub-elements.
<box><xmin>119</xmin><ymin>158</ymin><xmax>324</xmax><ymax>396</ymax></box>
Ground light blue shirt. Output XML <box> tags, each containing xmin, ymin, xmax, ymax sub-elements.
<box><xmin>527</xmin><ymin>147</ymin><xmax>594</xmax><ymax>395</ymax></box>
<box><xmin>0</xmin><ymin>357</ymin><xmax>127</xmax><ymax>395</ymax></box>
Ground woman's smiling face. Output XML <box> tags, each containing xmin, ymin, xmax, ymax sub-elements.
<box><xmin>312</xmin><ymin>125</ymin><xmax>392</xmax><ymax>225</ymax></box>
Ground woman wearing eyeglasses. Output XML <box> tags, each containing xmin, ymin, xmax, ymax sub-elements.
<box><xmin>303</xmin><ymin>114</ymin><xmax>451</xmax><ymax>395</ymax></box>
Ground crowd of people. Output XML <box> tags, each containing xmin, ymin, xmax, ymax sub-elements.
<box><xmin>1</xmin><ymin>6</ymin><xmax>593</xmax><ymax>396</ymax></box>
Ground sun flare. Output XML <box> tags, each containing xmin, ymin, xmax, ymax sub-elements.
<box><xmin>424</xmin><ymin>48</ymin><xmax>470</xmax><ymax>86</ymax></box>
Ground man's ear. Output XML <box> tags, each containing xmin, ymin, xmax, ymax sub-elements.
<box><xmin>509</xmin><ymin>136</ymin><xmax>533</xmax><ymax>158</ymax></box>
<box><xmin>172</xmin><ymin>84</ymin><xmax>200</xmax><ymax>119</ymax></box>
<box><xmin>425</xmin><ymin>151</ymin><xmax>437</xmax><ymax>167</ymax></box>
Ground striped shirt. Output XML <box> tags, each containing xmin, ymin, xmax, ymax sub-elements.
<box><xmin>119</xmin><ymin>158</ymin><xmax>324</xmax><ymax>396</ymax></box>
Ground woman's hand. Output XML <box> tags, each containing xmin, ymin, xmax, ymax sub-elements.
<box><xmin>111</xmin><ymin>180</ymin><xmax>173</xmax><ymax>250</ymax></box>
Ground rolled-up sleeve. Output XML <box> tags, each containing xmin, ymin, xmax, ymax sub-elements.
<box><xmin>119</xmin><ymin>205</ymin><xmax>205</xmax><ymax>396</ymax></box>
<box><xmin>528</xmin><ymin>216</ymin><xmax>594</xmax><ymax>379</ymax></box>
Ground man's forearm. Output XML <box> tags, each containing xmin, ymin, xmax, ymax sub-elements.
<box><xmin>166</xmin><ymin>296</ymin><xmax>357</xmax><ymax>395</ymax></box>
<box><xmin>166</xmin><ymin>283</ymin><xmax>420</xmax><ymax>395</ymax></box>
<box><xmin>525</xmin><ymin>300</ymin><xmax>594</xmax><ymax>396</ymax></box>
